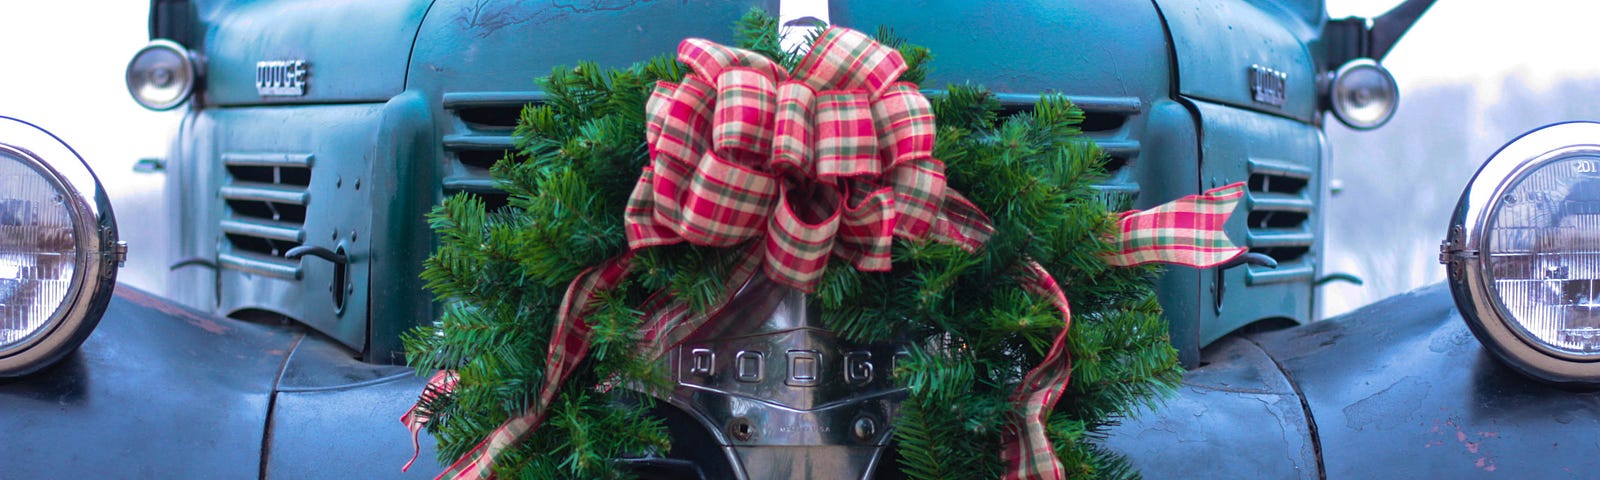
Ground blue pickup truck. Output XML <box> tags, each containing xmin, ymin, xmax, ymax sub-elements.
<box><xmin>3</xmin><ymin>0</ymin><xmax>1597</xmax><ymax>478</ymax></box>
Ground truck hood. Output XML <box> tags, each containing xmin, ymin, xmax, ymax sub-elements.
<box><xmin>200</xmin><ymin>0</ymin><xmax>434</xmax><ymax>105</ymax></box>
<box><xmin>407</xmin><ymin>1</ymin><xmax>1168</xmax><ymax>105</ymax></box>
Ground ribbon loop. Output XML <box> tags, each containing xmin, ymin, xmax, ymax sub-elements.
<box><xmin>676</xmin><ymin>151</ymin><xmax>778</xmax><ymax>246</ymax></box>
<box><xmin>679</xmin><ymin>38</ymin><xmax>787</xmax><ymax>83</ymax></box>
<box><xmin>712</xmin><ymin>68</ymin><xmax>778</xmax><ymax>156</ymax></box>
<box><xmin>813</xmin><ymin>91</ymin><xmax>880</xmax><ymax>179</ymax></box>
<box><xmin>792</xmin><ymin>28</ymin><xmax>907</xmax><ymax>95</ymax></box>
<box><xmin>873</xmin><ymin>83</ymin><xmax>937</xmax><ymax>168</ymax></box>
<box><xmin>771</xmin><ymin>81</ymin><xmax>816</xmax><ymax>174</ymax></box>
<box><xmin>764</xmin><ymin>185</ymin><xmax>843</xmax><ymax>289</ymax></box>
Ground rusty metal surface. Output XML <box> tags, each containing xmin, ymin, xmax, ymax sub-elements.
<box><xmin>1250</xmin><ymin>283</ymin><xmax>1600</xmax><ymax>477</ymax></box>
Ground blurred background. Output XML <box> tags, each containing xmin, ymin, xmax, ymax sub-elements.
<box><xmin>1</xmin><ymin>1</ymin><xmax>1597</xmax><ymax>318</ymax></box>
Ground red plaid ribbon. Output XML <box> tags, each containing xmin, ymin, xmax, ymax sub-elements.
<box><xmin>401</xmin><ymin>370</ymin><xmax>459</xmax><ymax>472</ymax></box>
<box><xmin>1104</xmin><ymin>182</ymin><xmax>1247</xmax><ymax>268</ymax></box>
<box><xmin>406</xmin><ymin>28</ymin><xmax>1249</xmax><ymax>480</ymax></box>
<box><xmin>627</xmin><ymin>27</ymin><xmax>990</xmax><ymax>292</ymax></box>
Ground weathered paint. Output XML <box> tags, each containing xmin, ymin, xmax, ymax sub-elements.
<box><xmin>1105</xmin><ymin>284</ymin><xmax>1600</xmax><ymax>477</ymax></box>
<box><xmin>0</xmin><ymin>286</ymin><xmax>298</xmax><ymax>478</ymax></box>
<box><xmin>201</xmin><ymin>0</ymin><xmax>435</xmax><ymax>105</ymax></box>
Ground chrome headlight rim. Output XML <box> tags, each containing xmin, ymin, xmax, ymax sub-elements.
<box><xmin>125</xmin><ymin>38</ymin><xmax>199</xmax><ymax>111</ymax></box>
<box><xmin>1448</xmin><ymin>121</ymin><xmax>1600</xmax><ymax>384</ymax></box>
<box><xmin>0</xmin><ymin>116</ymin><xmax>119</xmax><ymax>376</ymax></box>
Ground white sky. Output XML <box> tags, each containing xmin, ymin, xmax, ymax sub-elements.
<box><xmin>1330</xmin><ymin>0</ymin><xmax>1600</xmax><ymax>98</ymax></box>
<box><xmin>2</xmin><ymin>1</ymin><xmax>1598</xmax><ymax>310</ymax></box>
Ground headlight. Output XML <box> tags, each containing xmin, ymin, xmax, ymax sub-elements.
<box><xmin>1443</xmin><ymin>121</ymin><xmax>1600</xmax><ymax>384</ymax></box>
<box><xmin>0</xmin><ymin>116</ymin><xmax>123</xmax><ymax>376</ymax></box>
<box><xmin>1328</xmin><ymin>58</ymin><xmax>1399</xmax><ymax>130</ymax></box>
<box><xmin>126</xmin><ymin>39</ymin><xmax>200</xmax><ymax>111</ymax></box>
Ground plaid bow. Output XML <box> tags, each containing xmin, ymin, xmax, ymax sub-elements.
<box><xmin>405</xmin><ymin>28</ymin><xmax>1252</xmax><ymax>480</ymax></box>
<box><xmin>626</xmin><ymin>27</ymin><xmax>991</xmax><ymax>292</ymax></box>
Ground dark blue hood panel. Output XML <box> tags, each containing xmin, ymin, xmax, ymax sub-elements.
<box><xmin>0</xmin><ymin>286</ymin><xmax>445</xmax><ymax>478</ymax></box>
<box><xmin>1107</xmin><ymin>283</ymin><xmax>1600</xmax><ymax>477</ymax></box>
<box><xmin>0</xmin><ymin>286</ymin><xmax>296</xmax><ymax>478</ymax></box>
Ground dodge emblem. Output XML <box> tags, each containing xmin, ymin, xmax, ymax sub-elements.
<box><xmin>256</xmin><ymin>60</ymin><xmax>309</xmax><ymax>97</ymax></box>
<box><xmin>1249</xmin><ymin>64</ymin><xmax>1287</xmax><ymax>107</ymax></box>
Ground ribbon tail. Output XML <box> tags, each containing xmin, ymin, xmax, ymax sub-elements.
<box><xmin>1104</xmin><ymin>182</ymin><xmax>1247</xmax><ymax>268</ymax></box>
<box><xmin>430</xmin><ymin>253</ymin><xmax>635</xmax><ymax>480</ymax></box>
<box><xmin>1002</xmin><ymin>262</ymin><xmax>1074</xmax><ymax>480</ymax></box>
<box><xmin>402</xmin><ymin>370</ymin><xmax>460</xmax><ymax>473</ymax></box>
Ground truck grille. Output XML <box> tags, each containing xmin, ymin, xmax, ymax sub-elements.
<box><xmin>1244</xmin><ymin>157</ymin><xmax>1314</xmax><ymax>283</ymax></box>
<box><xmin>219</xmin><ymin>152</ymin><xmax>312</xmax><ymax>278</ymax></box>
<box><xmin>442</xmin><ymin>92</ymin><xmax>545</xmax><ymax>210</ymax></box>
<box><xmin>439</xmin><ymin>92</ymin><xmax>1142</xmax><ymax>211</ymax></box>
<box><xmin>993</xmin><ymin>93</ymin><xmax>1143</xmax><ymax>210</ymax></box>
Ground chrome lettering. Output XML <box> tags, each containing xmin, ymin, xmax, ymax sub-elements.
<box><xmin>256</xmin><ymin>60</ymin><xmax>309</xmax><ymax>97</ymax></box>
<box><xmin>1250</xmin><ymin>64</ymin><xmax>1288</xmax><ymax>107</ymax></box>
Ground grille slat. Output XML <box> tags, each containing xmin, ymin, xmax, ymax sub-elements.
<box><xmin>1247</xmin><ymin>192</ymin><xmax>1311</xmax><ymax>213</ymax></box>
<box><xmin>442</xmin><ymin>134</ymin><xmax>515</xmax><ymax>150</ymax></box>
<box><xmin>221</xmin><ymin>151</ymin><xmax>312</xmax><ymax>278</ymax></box>
<box><xmin>219</xmin><ymin>251</ymin><xmax>301</xmax><ymax>279</ymax></box>
<box><xmin>221</xmin><ymin>218</ymin><xmax>305</xmax><ymax>243</ymax></box>
<box><xmin>1246</xmin><ymin>228</ymin><xmax>1313</xmax><ymax>248</ymax></box>
<box><xmin>221</xmin><ymin>183</ymin><xmax>309</xmax><ymax>205</ymax></box>
<box><xmin>221</xmin><ymin>152</ymin><xmax>314</xmax><ymax>168</ymax></box>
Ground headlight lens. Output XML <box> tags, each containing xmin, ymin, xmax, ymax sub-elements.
<box><xmin>0</xmin><ymin>116</ymin><xmax>122</xmax><ymax>376</ymax></box>
<box><xmin>1485</xmin><ymin>155</ymin><xmax>1600</xmax><ymax>355</ymax></box>
<box><xmin>0</xmin><ymin>155</ymin><xmax>79</xmax><ymax>350</ymax></box>
<box><xmin>1329</xmin><ymin>58</ymin><xmax>1399</xmax><ymax>130</ymax></box>
<box><xmin>126</xmin><ymin>39</ymin><xmax>199</xmax><ymax>111</ymax></box>
<box><xmin>1445</xmin><ymin>121</ymin><xmax>1600</xmax><ymax>384</ymax></box>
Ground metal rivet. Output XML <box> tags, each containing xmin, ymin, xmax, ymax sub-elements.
<box><xmin>852</xmin><ymin>416</ymin><xmax>876</xmax><ymax>442</ymax></box>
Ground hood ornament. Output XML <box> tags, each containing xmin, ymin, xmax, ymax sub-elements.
<box><xmin>256</xmin><ymin>60</ymin><xmax>308</xmax><ymax>97</ymax></box>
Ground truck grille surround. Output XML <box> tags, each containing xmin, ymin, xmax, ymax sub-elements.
<box><xmin>219</xmin><ymin>152</ymin><xmax>313</xmax><ymax>278</ymax></box>
<box><xmin>1245</xmin><ymin>158</ymin><xmax>1314</xmax><ymax>272</ymax></box>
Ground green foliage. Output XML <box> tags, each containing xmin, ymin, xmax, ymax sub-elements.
<box><xmin>871</xmin><ymin>85</ymin><xmax>1179</xmax><ymax>479</ymax></box>
<box><xmin>408</xmin><ymin>9</ymin><xmax>1179</xmax><ymax>479</ymax></box>
<box><xmin>405</xmin><ymin>54</ymin><xmax>687</xmax><ymax>478</ymax></box>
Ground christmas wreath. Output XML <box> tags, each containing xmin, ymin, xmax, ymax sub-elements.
<box><xmin>403</xmin><ymin>11</ymin><xmax>1245</xmax><ymax>480</ymax></box>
